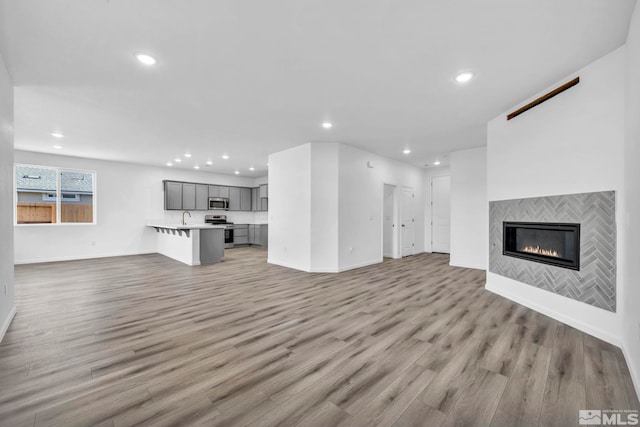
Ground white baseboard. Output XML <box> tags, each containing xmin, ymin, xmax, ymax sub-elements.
<box><xmin>267</xmin><ymin>258</ymin><xmax>382</xmax><ymax>273</ymax></box>
<box><xmin>0</xmin><ymin>306</ymin><xmax>16</xmax><ymax>344</ymax></box>
<box><xmin>267</xmin><ymin>258</ymin><xmax>312</xmax><ymax>272</ymax></box>
<box><xmin>14</xmin><ymin>251</ymin><xmax>156</xmax><ymax>265</ymax></box>
<box><xmin>485</xmin><ymin>280</ymin><xmax>621</xmax><ymax>347</ymax></box>
<box><xmin>337</xmin><ymin>258</ymin><xmax>381</xmax><ymax>272</ymax></box>
<box><xmin>449</xmin><ymin>261</ymin><xmax>487</xmax><ymax>270</ymax></box>
<box><xmin>621</xmin><ymin>343</ymin><xmax>640</xmax><ymax>404</ymax></box>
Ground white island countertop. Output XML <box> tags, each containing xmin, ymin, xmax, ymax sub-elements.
<box><xmin>146</xmin><ymin>223</ymin><xmax>226</xmax><ymax>265</ymax></box>
<box><xmin>146</xmin><ymin>223</ymin><xmax>227</xmax><ymax>230</ymax></box>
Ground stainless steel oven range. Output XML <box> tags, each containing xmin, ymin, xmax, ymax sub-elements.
<box><xmin>204</xmin><ymin>214</ymin><xmax>234</xmax><ymax>248</ymax></box>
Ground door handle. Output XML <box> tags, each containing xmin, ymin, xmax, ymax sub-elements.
<box><xmin>401</xmin><ymin>224</ymin><xmax>405</xmax><ymax>227</ymax></box>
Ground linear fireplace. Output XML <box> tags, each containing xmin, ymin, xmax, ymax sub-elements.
<box><xmin>503</xmin><ymin>222</ymin><xmax>580</xmax><ymax>270</ymax></box>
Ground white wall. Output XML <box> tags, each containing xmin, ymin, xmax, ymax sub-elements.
<box><xmin>310</xmin><ymin>143</ymin><xmax>339</xmax><ymax>272</ymax></box>
<box><xmin>337</xmin><ymin>144</ymin><xmax>426</xmax><ymax>271</ymax></box>
<box><xmin>450</xmin><ymin>147</ymin><xmax>487</xmax><ymax>270</ymax></box>
<box><xmin>14</xmin><ymin>150</ymin><xmax>264</xmax><ymax>264</ymax></box>
<box><xmin>0</xmin><ymin>51</ymin><xmax>15</xmax><ymax>342</ymax></box>
<box><xmin>267</xmin><ymin>144</ymin><xmax>311</xmax><ymax>271</ymax></box>
<box><xmin>268</xmin><ymin>142</ymin><xmax>425</xmax><ymax>272</ymax></box>
<box><xmin>423</xmin><ymin>166</ymin><xmax>450</xmax><ymax>253</ymax></box>
<box><xmin>623</xmin><ymin>1</ymin><xmax>640</xmax><ymax>399</ymax></box>
<box><xmin>486</xmin><ymin>46</ymin><xmax>625</xmax><ymax>345</ymax></box>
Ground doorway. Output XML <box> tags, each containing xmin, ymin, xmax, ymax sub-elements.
<box><xmin>401</xmin><ymin>187</ymin><xmax>414</xmax><ymax>257</ymax></box>
<box><xmin>431</xmin><ymin>175</ymin><xmax>451</xmax><ymax>253</ymax></box>
<box><xmin>383</xmin><ymin>184</ymin><xmax>396</xmax><ymax>258</ymax></box>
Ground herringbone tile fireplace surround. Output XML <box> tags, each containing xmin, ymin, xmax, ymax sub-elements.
<box><xmin>489</xmin><ymin>191</ymin><xmax>616</xmax><ymax>312</ymax></box>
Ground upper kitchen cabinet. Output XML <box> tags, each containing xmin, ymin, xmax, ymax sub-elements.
<box><xmin>208</xmin><ymin>185</ymin><xmax>230</xmax><ymax>199</ymax></box>
<box><xmin>164</xmin><ymin>180</ymin><xmax>260</xmax><ymax>211</ymax></box>
<box><xmin>182</xmin><ymin>183</ymin><xmax>196</xmax><ymax>210</ymax></box>
<box><xmin>251</xmin><ymin>187</ymin><xmax>259</xmax><ymax>211</ymax></box>
<box><xmin>164</xmin><ymin>181</ymin><xmax>183</xmax><ymax>210</ymax></box>
<box><xmin>219</xmin><ymin>186</ymin><xmax>230</xmax><ymax>198</ymax></box>
<box><xmin>259</xmin><ymin>184</ymin><xmax>268</xmax><ymax>198</ymax></box>
<box><xmin>195</xmin><ymin>184</ymin><xmax>209</xmax><ymax>210</ymax></box>
<box><xmin>229</xmin><ymin>187</ymin><xmax>252</xmax><ymax>211</ymax></box>
<box><xmin>229</xmin><ymin>187</ymin><xmax>240</xmax><ymax>211</ymax></box>
<box><xmin>240</xmin><ymin>188</ymin><xmax>252</xmax><ymax>211</ymax></box>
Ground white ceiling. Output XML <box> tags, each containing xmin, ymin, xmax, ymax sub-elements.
<box><xmin>0</xmin><ymin>0</ymin><xmax>636</xmax><ymax>176</ymax></box>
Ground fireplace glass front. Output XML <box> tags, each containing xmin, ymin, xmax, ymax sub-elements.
<box><xmin>503</xmin><ymin>222</ymin><xmax>580</xmax><ymax>270</ymax></box>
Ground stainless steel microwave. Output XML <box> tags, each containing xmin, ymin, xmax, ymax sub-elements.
<box><xmin>209</xmin><ymin>197</ymin><xmax>229</xmax><ymax>210</ymax></box>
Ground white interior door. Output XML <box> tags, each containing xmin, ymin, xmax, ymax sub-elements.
<box><xmin>431</xmin><ymin>175</ymin><xmax>451</xmax><ymax>253</ymax></box>
<box><xmin>401</xmin><ymin>188</ymin><xmax>414</xmax><ymax>257</ymax></box>
<box><xmin>383</xmin><ymin>184</ymin><xmax>395</xmax><ymax>257</ymax></box>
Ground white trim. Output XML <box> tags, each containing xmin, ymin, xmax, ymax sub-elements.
<box><xmin>267</xmin><ymin>258</ymin><xmax>312</xmax><ymax>272</ymax></box>
<box><xmin>337</xmin><ymin>258</ymin><xmax>381</xmax><ymax>272</ymax></box>
<box><xmin>621</xmin><ymin>343</ymin><xmax>640</xmax><ymax>404</ymax></box>
<box><xmin>267</xmin><ymin>257</ymin><xmax>382</xmax><ymax>273</ymax></box>
<box><xmin>0</xmin><ymin>306</ymin><xmax>16</xmax><ymax>344</ymax></box>
<box><xmin>485</xmin><ymin>278</ymin><xmax>621</xmax><ymax>346</ymax></box>
<box><xmin>14</xmin><ymin>251</ymin><xmax>156</xmax><ymax>265</ymax></box>
<box><xmin>449</xmin><ymin>261</ymin><xmax>486</xmax><ymax>270</ymax></box>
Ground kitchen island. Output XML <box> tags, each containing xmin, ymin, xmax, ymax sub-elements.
<box><xmin>146</xmin><ymin>223</ymin><xmax>226</xmax><ymax>266</ymax></box>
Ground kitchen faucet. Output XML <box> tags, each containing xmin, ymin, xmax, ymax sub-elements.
<box><xmin>182</xmin><ymin>210</ymin><xmax>191</xmax><ymax>225</ymax></box>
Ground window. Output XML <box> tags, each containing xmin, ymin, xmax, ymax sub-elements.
<box><xmin>15</xmin><ymin>164</ymin><xmax>96</xmax><ymax>225</ymax></box>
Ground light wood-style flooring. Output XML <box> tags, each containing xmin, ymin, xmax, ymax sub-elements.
<box><xmin>1</xmin><ymin>248</ymin><xmax>638</xmax><ymax>426</ymax></box>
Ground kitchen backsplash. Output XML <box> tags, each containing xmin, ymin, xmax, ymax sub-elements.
<box><xmin>158</xmin><ymin>209</ymin><xmax>267</xmax><ymax>225</ymax></box>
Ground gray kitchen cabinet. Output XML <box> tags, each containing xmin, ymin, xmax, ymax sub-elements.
<box><xmin>195</xmin><ymin>184</ymin><xmax>209</xmax><ymax>210</ymax></box>
<box><xmin>182</xmin><ymin>183</ymin><xmax>196</xmax><ymax>210</ymax></box>
<box><xmin>233</xmin><ymin>224</ymin><xmax>249</xmax><ymax>245</ymax></box>
<box><xmin>219</xmin><ymin>186</ymin><xmax>230</xmax><ymax>198</ymax></box>
<box><xmin>164</xmin><ymin>180</ymin><xmax>255</xmax><ymax>211</ymax></box>
<box><xmin>248</xmin><ymin>224</ymin><xmax>268</xmax><ymax>247</ymax></box>
<box><xmin>249</xmin><ymin>224</ymin><xmax>260</xmax><ymax>245</ymax></box>
<box><xmin>208</xmin><ymin>185</ymin><xmax>230</xmax><ymax>199</ymax></box>
<box><xmin>251</xmin><ymin>188</ymin><xmax>259</xmax><ymax>211</ymax></box>
<box><xmin>259</xmin><ymin>184</ymin><xmax>268</xmax><ymax>198</ymax></box>
<box><xmin>260</xmin><ymin>197</ymin><xmax>268</xmax><ymax>211</ymax></box>
<box><xmin>199</xmin><ymin>228</ymin><xmax>225</xmax><ymax>264</ymax></box>
<box><xmin>240</xmin><ymin>188</ymin><xmax>252</xmax><ymax>211</ymax></box>
<box><xmin>229</xmin><ymin>187</ymin><xmax>240</xmax><ymax>210</ymax></box>
<box><xmin>260</xmin><ymin>224</ymin><xmax>268</xmax><ymax>248</ymax></box>
<box><xmin>164</xmin><ymin>181</ymin><xmax>183</xmax><ymax>210</ymax></box>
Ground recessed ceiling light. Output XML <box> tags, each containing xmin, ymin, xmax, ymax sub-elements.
<box><xmin>249</xmin><ymin>166</ymin><xmax>255</xmax><ymax>171</ymax></box>
<box><xmin>322</xmin><ymin>122</ymin><xmax>333</xmax><ymax>129</ymax></box>
<box><xmin>206</xmin><ymin>160</ymin><xmax>213</xmax><ymax>165</ymax></box>
<box><xmin>174</xmin><ymin>158</ymin><xmax>181</xmax><ymax>163</ymax></box>
<box><xmin>52</xmin><ymin>145</ymin><xmax>63</xmax><ymax>149</ymax></box>
<box><xmin>184</xmin><ymin>153</ymin><xmax>192</xmax><ymax>158</ymax></box>
<box><xmin>166</xmin><ymin>162</ymin><xmax>173</xmax><ymax>166</ymax></box>
<box><xmin>403</xmin><ymin>149</ymin><xmax>411</xmax><ymax>155</ymax></box>
<box><xmin>434</xmin><ymin>160</ymin><xmax>441</xmax><ymax>165</ymax></box>
<box><xmin>136</xmin><ymin>53</ymin><xmax>157</xmax><ymax>66</ymax></box>
<box><xmin>455</xmin><ymin>72</ymin><xmax>474</xmax><ymax>83</ymax></box>
<box><xmin>51</xmin><ymin>132</ymin><xmax>64</xmax><ymax>138</ymax></box>
<box><xmin>194</xmin><ymin>165</ymin><xmax>200</xmax><ymax>170</ymax></box>
<box><xmin>234</xmin><ymin>170</ymin><xmax>239</xmax><ymax>175</ymax></box>
<box><xmin>222</xmin><ymin>154</ymin><xmax>229</xmax><ymax>160</ymax></box>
